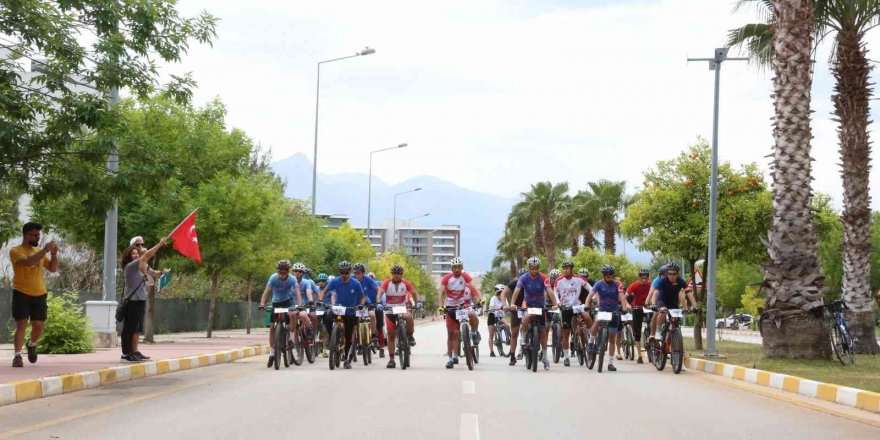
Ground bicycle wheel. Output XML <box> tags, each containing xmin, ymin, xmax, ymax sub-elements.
<box><xmin>831</xmin><ymin>323</ymin><xmax>854</xmax><ymax>365</ymax></box>
<box><xmin>840</xmin><ymin>325</ymin><xmax>855</xmax><ymax>365</ymax></box>
<box><xmin>290</xmin><ymin>327</ymin><xmax>305</xmax><ymax>366</ymax></box>
<box><xmin>624</xmin><ymin>326</ymin><xmax>634</xmax><ymax>361</ymax></box>
<box><xmin>671</xmin><ymin>329</ymin><xmax>684</xmax><ymax>374</ymax></box>
<box><xmin>597</xmin><ymin>327</ymin><xmax>608</xmax><ymax>373</ymax></box>
<box><xmin>462</xmin><ymin>323</ymin><xmax>474</xmax><ymax>371</ymax></box>
<box><xmin>305</xmin><ymin>326</ymin><xmax>316</xmax><ymax>364</ymax></box>
<box><xmin>654</xmin><ymin>337</ymin><xmax>667</xmax><ymax>371</ymax></box>
<box><xmin>552</xmin><ymin>322</ymin><xmax>561</xmax><ymax>364</ymax></box>
<box><xmin>397</xmin><ymin>321</ymin><xmax>408</xmax><ymax>370</ymax></box>
<box><xmin>283</xmin><ymin>325</ymin><xmax>292</xmax><ymax>368</ymax></box>
<box><xmin>273</xmin><ymin>323</ymin><xmax>283</xmax><ymax>370</ymax></box>
<box><xmin>530</xmin><ymin>325</ymin><xmax>539</xmax><ymax>373</ymax></box>
<box><xmin>577</xmin><ymin>327</ymin><xmax>588</xmax><ymax>366</ymax></box>
<box><xmin>524</xmin><ymin>326</ymin><xmax>533</xmax><ymax>370</ymax></box>
<box><xmin>496</xmin><ymin>324</ymin><xmax>509</xmax><ymax>357</ymax></box>
<box><xmin>585</xmin><ymin>331</ymin><xmax>597</xmax><ymax>370</ymax></box>
<box><xmin>329</xmin><ymin>325</ymin><xmax>340</xmax><ymax>370</ymax></box>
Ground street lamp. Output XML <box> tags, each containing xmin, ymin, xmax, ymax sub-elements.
<box><xmin>311</xmin><ymin>47</ymin><xmax>376</xmax><ymax>216</ymax></box>
<box><xmin>687</xmin><ymin>48</ymin><xmax>747</xmax><ymax>356</ymax></box>
<box><xmin>366</xmin><ymin>143</ymin><xmax>407</xmax><ymax>252</ymax></box>
<box><xmin>407</xmin><ymin>213</ymin><xmax>430</xmax><ymax>227</ymax></box>
<box><xmin>392</xmin><ymin>187</ymin><xmax>422</xmax><ymax>249</ymax></box>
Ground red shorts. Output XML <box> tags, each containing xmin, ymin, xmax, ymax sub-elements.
<box><xmin>444</xmin><ymin>303</ymin><xmax>474</xmax><ymax>331</ymax></box>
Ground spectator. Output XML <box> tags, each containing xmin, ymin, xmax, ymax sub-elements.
<box><xmin>119</xmin><ymin>237</ymin><xmax>167</xmax><ymax>362</ymax></box>
<box><xmin>9</xmin><ymin>222</ymin><xmax>58</xmax><ymax>368</ymax></box>
<box><xmin>130</xmin><ymin>236</ymin><xmax>167</xmax><ymax>288</ymax></box>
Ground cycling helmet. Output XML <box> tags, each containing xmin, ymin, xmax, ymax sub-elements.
<box><xmin>450</xmin><ymin>257</ymin><xmax>463</xmax><ymax>266</ymax></box>
<box><xmin>494</xmin><ymin>284</ymin><xmax>506</xmax><ymax>294</ymax></box>
<box><xmin>549</xmin><ymin>269</ymin><xmax>561</xmax><ymax>278</ymax></box>
<box><xmin>526</xmin><ymin>256</ymin><xmax>541</xmax><ymax>267</ymax></box>
<box><xmin>638</xmin><ymin>268</ymin><xmax>650</xmax><ymax>276</ymax></box>
<box><xmin>316</xmin><ymin>273</ymin><xmax>329</xmax><ymax>282</ymax></box>
<box><xmin>658</xmin><ymin>264</ymin><xmax>669</xmax><ymax>274</ymax></box>
<box><xmin>338</xmin><ymin>261</ymin><xmax>352</xmax><ymax>271</ymax></box>
<box><xmin>578</xmin><ymin>268</ymin><xmax>589</xmax><ymax>277</ymax></box>
<box><xmin>561</xmin><ymin>260</ymin><xmax>574</xmax><ymax>268</ymax></box>
<box><xmin>276</xmin><ymin>259</ymin><xmax>292</xmax><ymax>270</ymax></box>
<box><xmin>391</xmin><ymin>264</ymin><xmax>404</xmax><ymax>274</ymax></box>
<box><xmin>304</xmin><ymin>268</ymin><xmax>313</xmax><ymax>278</ymax></box>
<box><xmin>600</xmin><ymin>264</ymin><xmax>616</xmax><ymax>275</ymax></box>
<box><xmin>353</xmin><ymin>263</ymin><xmax>366</xmax><ymax>273</ymax></box>
<box><xmin>517</xmin><ymin>268</ymin><xmax>528</xmax><ymax>276</ymax></box>
<box><xmin>292</xmin><ymin>262</ymin><xmax>306</xmax><ymax>271</ymax></box>
<box><xmin>666</xmin><ymin>262</ymin><xmax>680</xmax><ymax>272</ymax></box>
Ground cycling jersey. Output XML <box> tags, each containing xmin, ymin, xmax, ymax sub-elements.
<box><xmin>441</xmin><ymin>272</ymin><xmax>473</xmax><ymax>307</ymax></box>
<box><xmin>356</xmin><ymin>275</ymin><xmax>380</xmax><ymax>305</ymax></box>
<box><xmin>489</xmin><ymin>296</ymin><xmax>503</xmax><ymax>311</ymax></box>
<box><xmin>591</xmin><ymin>279</ymin><xmax>624</xmax><ymax>312</ymax></box>
<box><xmin>516</xmin><ymin>272</ymin><xmax>550</xmax><ymax>307</ymax></box>
<box><xmin>326</xmin><ymin>277</ymin><xmax>365</xmax><ymax>316</ymax></box>
<box><xmin>626</xmin><ymin>281</ymin><xmax>651</xmax><ymax>307</ymax></box>
<box><xmin>554</xmin><ymin>275</ymin><xmax>590</xmax><ymax>307</ymax></box>
<box><xmin>381</xmin><ymin>278</ymin><xmax>415</xmax><ymax>306</ymax></box>
<box><xmin>656</xmin><ymin>277</ymin><xmax>686</xmax><ymax>309</ymax></box>
<box><xmin>293</xmin><ymin>276</ymin><xmax>318</xmax><ymax>305</ymax></box>
<box><xmin>651</xmin><ymin>276</ymin><xmax>662</xmax><ymax>290</ymax></box>
<box><xmin>266</xmin><ymin>273</ymin><xmax>297</xmax><ymax>303</ymax></box>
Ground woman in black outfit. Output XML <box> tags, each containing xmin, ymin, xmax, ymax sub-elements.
<box><xmin>119</xmin><ymin>237</ymin><xmax>167</xmax><ymax>362</ymax></box>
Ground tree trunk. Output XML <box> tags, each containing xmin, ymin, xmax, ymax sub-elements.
<box><xmin>144</xmin><ymin>284</ymin><xmax>157</xmax><ymax>343</ymax></box>
<box><xmin>603</xmin><ymin>219</ymin><xmax>616</xmax><ymax>254</ymax></box>
<box><xmin>833</xmin><ymin>28</ymin><xmax>878</xmax><ymax>354</ymax></box>
<box><xmin>207</xmin><ymin>266</ymin><xmax>221</xmax><ymax>338</ymax></box>
<box><xmin>761</xmin><ymin>0</ymin><xmax>830</xmax><ymax>359</ymax></box>
<box><xmin>570</xmin><ymin>237</ymin><xmax>579</xmax><ymax>257</ymax></box>
<box><xmin>582</xmin><ymin>228</ymin><xmax>595</xmax><ymax>249</ymax></box>
<box><xmin>543</xmin><ymin>218</ymin><xmax>556</xmax><ymax>269</ymax></box>
<box><xmin>509</xmin><ymin>260</ymin><xmax>517</xmax><ymax>278</ymax></box>
<box><xmin>245</xmin><ymin>277</ymin><xmax>253</xmax><ymax>335</ymax></box>
<box><xmin>533</xmin><ymin>222</ymin><xmax>544</xmax><ymax>256</ymax></box>
<box><xmin>692</xmin><ymin>258</ymin><xmax>703</xmax><ymax>351</ymax></box>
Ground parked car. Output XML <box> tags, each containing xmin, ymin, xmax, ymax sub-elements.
<box><xmin>715</xmin><ymin>314</ymin><xmax>753</xmax><ymax>329</ymax></box>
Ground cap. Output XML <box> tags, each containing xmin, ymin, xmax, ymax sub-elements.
<box><xmin>130</xmin><ymin>236</ymin><xmax>144</xmax><ymax>246</ymax></box>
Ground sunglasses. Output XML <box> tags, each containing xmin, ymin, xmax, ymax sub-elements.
<box><xmin>340</xmin><ymin>271</ymin><xmax>351</xmax><ymax>275</ymax></box>
<box><xmin>667</xmin><ymin>272</ymin><xmax>679</xmax><ymax>277</ymax></box>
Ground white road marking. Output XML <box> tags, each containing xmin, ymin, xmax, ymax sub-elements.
<box><xmin>462</xmin><ymin>380</ymin><xmax>475</xmax><ymax>395</ymax></box>
<box><xmin>460</xmin><ymin>413</ymin><xmax>480</xmax><ymax>440</ymax></box>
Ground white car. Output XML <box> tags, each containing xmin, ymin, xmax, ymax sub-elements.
<box><xmin>715</xmin><ymin>314</ymin><xmax>753</xmax><ymax>328</ymax></box>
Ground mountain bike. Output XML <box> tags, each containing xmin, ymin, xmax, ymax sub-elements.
<box><xmin>562</xmin><ymin>304</ymin><xmax>589</xmax><ymax>367</ymax></box>
<box><xmin>620</xmin><ymin>311</ymin><xmax>635</xmax><ymax>361</ymax></box>
<box><xmin>491</xmin><ymin>310</ymin><xmax>511</xmax><ymax>357</ymax></box>
<box><xmin>519</xmin><ymin>307</ymin><xmax>548</xmax><ymax>373</ymax></box>
<box><xmin>327</xmin><ymin>305</ymin><xmax>355</xmax><ymax>370</ymax></box>
<box><xmin>386</xmin><ymin>304</ymin><xmax>411</xmax><ymax>370</ymax></box>
<box><xmin>271</xmin><ymin>306</ymin><xmax>292</xmax><ymax>370</ymax></box>
<box><xmin>312</xmin><ymin>302</ymin><xmax>328</xmax><ymax>359</ymax></box>
<box><xmin>824</xmin><ymin>300</ymin><xmax>856</xmax><ymax>365</ymax></box>
<box><xmin>550</xmin><ymin>309</ymin><xmax>562</xmax><ymax>364</ymax></box>
<box><xmin>586</xmin><ymin>308</ymin><xmax>619</xmax><ymax>373</ymax></box>
<box><xmin>642</xmin><ymin>307</ymin><xmax>654</xmax><ymax>364</ymax></box>
<box><xmin>353</xmin><ymin>305</ymin><xmax>373</xmax><ymax>366</ymax></box>
<box><xmin>650</xmin><ymin>307</ymin><xmax>691</xmax><ymax>374</ymax></box>
<box><xmin>447</xmin><ymin>304</ymin><xmax>479</xmax><ymax>371</ymax></box>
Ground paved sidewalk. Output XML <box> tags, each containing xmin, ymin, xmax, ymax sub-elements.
<box><xmin>0</xmin><ymin>329</ymin><xmax>268</xmax><ymax>384</ymax></box>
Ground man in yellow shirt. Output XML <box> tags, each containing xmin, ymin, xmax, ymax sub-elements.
<box><xmin>9</xmin><ymin>222</ymin><xmax>58</xmax><ymax>368</ymax></box>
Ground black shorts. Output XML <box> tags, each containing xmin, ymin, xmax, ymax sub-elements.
<box><xmin>488</xmin><ymin>311</ymin><xmax>505</xmax><ymax>326</ymax></box>
<box><xmin>561</xmin><ymin>309</ymin><xmax>575</xmax><ymax>329</ymax></box>
<box><xmin>510</xmin><ymin>310</ymin><xmax>521</xmax><ymax>327</ymax></box>
<box><xmin>270</xmin><ymin>299</ymin><xmax>293</xmax><ymax>323</ymax></box>
<box><xmin>632</xmin><ymin>308</ymin><xmax>645</xmax><ymax>341</ymax></box>
<box><xmin>124</xmin><ymin>300</ymin><xmax>146</xmax><ymax>333</ymax></box>
<box><xmin>523</xmin><ymin>306</ymin><xmax>546</xmax><ymax>330</ymax></box>
<box><xmin>375</xmin><ymin>308</ymin><xmax>384</xmax><ymax>329</ymax></box>
<box><xmin>12</xmin><ymin>290</ymin><xmax>47</xmax><ymax>321</ymax></box>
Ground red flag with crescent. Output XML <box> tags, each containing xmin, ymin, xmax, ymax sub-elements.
<box><xmin>169</xmin><ymin>210</ymin><xmax>202</xmax><ymax>264</ymax></box>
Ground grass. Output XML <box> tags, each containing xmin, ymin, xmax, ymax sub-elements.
<box><xmin>683</xmin><ymin>337</ymin><xmax>880</xmax><ymax>393</ymax></box>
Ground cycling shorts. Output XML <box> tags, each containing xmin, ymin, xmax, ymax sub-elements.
<box><xmin>632</xmin><ymin>308</ymin><xmax>645</xmax><ymax>341</ymax></box>
<box><xmin>270</xmin><ymin>299</ymin><xmax>293</xmax><ymax>323</ymax></box>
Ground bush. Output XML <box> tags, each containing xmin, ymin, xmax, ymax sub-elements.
<box><xmin>33</xmin><ymin>292</ymin><xmax>94</xmax><ymax>354</ymax></box>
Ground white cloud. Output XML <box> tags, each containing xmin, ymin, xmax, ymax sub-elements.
<box><xmin>167</xmin><ymin>0</ymin><xmax>879</xmax><ymax>209</ymax></box>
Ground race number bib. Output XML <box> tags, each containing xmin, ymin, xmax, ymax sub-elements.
<box><xmin>527</xmin><ymin>308</ymin><xmax>543</xmax><ymax>316</ymax></box>
<box><xmin>669</xmin><ymin>309</ymin><xmax>683</xmax><ymax>318</ymax></box>
<box><xmin>273</xmin><ymin>307</ymin><xmax>289</xmax><ymax>314</ymax></box>
<box><xmin>315</xmin><ymin>310</ymin><xmax>325</xmax><ymax>316</ymax></box>
<box><xmin>455</xmin><ymin>309</ymin><xmax>469</xmax><ymax>320</ymax></box>
<box><xmin>621</xmin><ymin>313</ymin><xmax>633</xmax><ymax>322</ymax></box>
<box><xmin>356</xmin><ymin>309</ymin><xmax>369</xmax><ymax>318</ymax></box>
<box><xmin>331</xmin><ymin>306</ymin><xmax>346</xmax><ymax>315</ymax></box>
<box><xmin>572</xmin><ymin>305</ymin><xmax>586</xmax><ymax>314</ymax></box>
<box><xmin>391</xmin><ymin>306</ymin><xmax>407</xmax><ymax>315</ymax></box>
<box><xmin>495</xmin><ymin>311</ymin><xmax>506</xmax><ymax>318</ymax></box>
<box><xmin>597</xmin><ymin>311</ymin><xmax>613</xmax><ymax>321</ymax></box>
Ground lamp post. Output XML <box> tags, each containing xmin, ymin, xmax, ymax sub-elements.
<box><xmin>367</xmin><ymin>143</ymin><xmax>407</xmax><ymax>252</ymax></box>
<box><xmin>392</xmin><ymin>188</ymin><xmax>422</xmax><ymax>249</ymax></box>
<box><xmin>687</xmin><ymin>48</ymin><xmax>747</xmax><ymax>356</ymax></box>
<box><xmin>407</xmin><ymin>213</ymin><xmax>430</xmax><ymax>227</ymax></box>
<box><xmin>311</xmin><ymin>47</ymin><xmax>376</xmax><ymax>216</ymax></box>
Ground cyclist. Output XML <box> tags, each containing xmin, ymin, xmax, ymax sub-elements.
<box><xmin>626</xmin><ymin>268</ymin><xmax>652</xmax><ymax>364</ymax></box>
<box><xmin>315</xmin><ymin>272</ymin><xmax>332</xmax><ymax>357</ymax></box>
<box><xmin>578</xmin><ymin>268</ymin><xmax>595</xmax><ymax>286</ymax></box>
<box><xmin>649</xmin><ymin>263</ymin><xmax>698</xmax><ymax>341</ymax></box>
<box><xmin>437</xmin><ymin>257</ymin><xmax>482</xmax><ymax>369</ymax></box>
<box><xmin>378</xmin><ymin>264</ymin><xmax>422</xmax><ymax>368</ymax></box>
<box><xmin>584</xmin><ymin>264</ymin><xmax>632</xmax><ymax>372</ymax></box>
<box><xmin>548</xmin><ymin>269</ymin><xmax>561</xmax><ymax>288</ymax></box>
<box><xmin>554</xmin><ymin>261</ymin><xmax>592</xmax><ymax>367</ymax></box>
<box><xmin>321</xmin><ymin>261</ymin><xmax>366</xmax><ymax>369</ymax></box>
<box><xmin>646</xmin><ymin>264</ymin><xmax>669</xmax><ymax>306</ymax></box>
<box><xmin>501</xmin><ymin>268</ymin><xmax>527</xmax><ymax>365</ymax></box>
<box><xmin>291</xmin><ymin>262</ymin><xmax>318</xmax><ymax>342</ymax></box>
<box><xmin>511</xmin><ymin>256</ymin><xmax>559</xmax><ymax>371</ymax></box>
<box><xmin>487</xmin><ymin>284</ymin><xmax>506</xmax><ymax>357</ymax></box>
<box><xmin>353</xmin><ymin>263</ymin><xmax>385</xmax><ymax>357</ymax></box>
<box><xmin>258</xmin><ymin>260</ymin><xmax>303</xmax><ymax>368</ymax></box>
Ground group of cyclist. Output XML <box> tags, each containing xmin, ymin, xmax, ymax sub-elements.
<box><xmin>257</xmin><ymin>254</ymin><xmax>698</xmax><ymax>373</ymax></box>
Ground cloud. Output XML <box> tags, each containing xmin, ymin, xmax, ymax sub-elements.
<box><xmin>168</xmin><ymin>0</ymin><xmax>878</xmax><ymax>209</ymax></box>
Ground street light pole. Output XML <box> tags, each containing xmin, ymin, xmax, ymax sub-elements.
<box><xmin>392</xmin><ymin>188</ymin><xmax>422</xmax><ymax>249</ymax></box>
<box><xmin>367</xmin><ymin>143</ymin><xmax>407</xmax><ymax>253</ymax></box>
<box><xmin>102</xmin><ymin>86</ymin><xmax>120</xmax><ymax>301</ymax></box>
<box><xmin>311</xmin><ymin>47</ymin><xmax>376</xmax><ymax>217</ymax></box>
<box><xmin>407</xmin><ymin>213</ymin><xmax>430</xmax><ymax>227</ymax></box>
<box><xmin>687</xmin><ymin>48</ymin><xmax>747</xmax><ymax>356</ymax></box>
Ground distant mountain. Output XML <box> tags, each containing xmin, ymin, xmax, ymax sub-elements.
<box><xmin>271</xmin><ymin>153</ymin><xmax>651</xmax><ymax>270</ymax></box>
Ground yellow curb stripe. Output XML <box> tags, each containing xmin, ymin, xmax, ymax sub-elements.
<box><xmin>178</xmin><ymin>358</ymin><xmax>191</xmax><ymax>370</ymax></box>
<box><xmin>130</xmin><ymin>364</ymin><xmax>146</xmax><ymax>379</ymax></box>
<box><xmin>156</xmin><ymin>360</ymin><xmax>171</xmax><ymax>374</ymax></box>
<box><xmin>713</xmin><ymin>363</ymin><xmax>724</xmax><ymax>375</ymax></box>
<box><xmin>98</xmin><ymin>368</ymin><xmax>117</xmax><ymax>385</ymax></box>
<box><xmin>756</xmin><ymin>371</ymin><xmax>771</xmax><ymax>387</ymax></box>
<box><xmin>816</xmin><ymin>384</ymin><xmax>838</xmax><ymax>402</ymax></box>
<box><xmin>60</xmin><ymin>374</ymin><xmax>83</xmax><ymax>393</ymax></box>
<box><xmin>13</xmin><ymin>380</ymin><xmax>41</xmax><ymax>402</ymax></box>
<box><xmin>782</xmin><ymin>376</ymin><xmax>801</xmax><ymax>394</ymax></box>
<box><xmin>856</xmin><ymin>391</ymin><xmax>880</xmax><ymax>412</ymax></box>
<box><xmin>733</xmin><ymin>366</ymin><xmax>746</xmax><ymax>380</ymax></box>
<box><xmin>198</xmin><ymin>355</ymin><xmax>210</xmax><ymax>366</ymax></box>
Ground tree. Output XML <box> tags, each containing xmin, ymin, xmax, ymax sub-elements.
<box><xmin>571</xmin><ymin>189</ymin><xmax>600</xmax><ymax>251</ymax></box>
<box><xmin>620</xmin><ymin>140</ymin><xmax>771</xmax><ymax>350</ymax></box>
<box><xmin>508</xmin><ymin>182</ymin><xmax>570</xmax><ymax>269</ymax></box>
<box><xmin>587</xmin><ymin>180</ymin><xmax>629</xmax><ymax>254</ymax></box>
<box><xmin>315</xmin><ymin>223</ymin><xmax>374</xmax><ymax>276</ymax></box>
<box><xmin>0</xmin><ymin>182</ymin><xmax>22</xmax><ymax>246</ymax></box>
<box><xmin>368</xmin><ymin>250</ymin><xmax>438</xmax><ymax>312</ymax></box>
<box><xmin>571</xmin><ymin>248</ymin><xmax>641</xmax><ymax>285</ymax></box>
<box><xmin>760</xmin><ymin>0</ymin><xmax>830</xmax><ymax>359</ymax></box>
<box><xmin>1</xmin><ymin>1</ymin><xmax>216</xmax><ymax>200</ymax></box>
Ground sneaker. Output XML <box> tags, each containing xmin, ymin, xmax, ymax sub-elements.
<box><xmin>379</xmin><ymin>348</ymin><xmax>385</xmax><ymax>359</ymax></box>
<box><xmin>517</xmin><ymin>352</ymin><xmax>523</xmax><ymax>360</ymax></box>
<box><xmin>453</xmin><ymin>357</ymin><xmax>459</xmax><ymax>364</ymax></box>
<box><xmin>446</xmin><ymin>359</ymin><xmax>454</xmax><ymax>369</ymax></box>
<box><xmin>490</xmin><ymin>351</ymin><xmax>496</xmax><ymax>357</ymax></box>
<box><xmin>26</xmin><ymin>342</ymin><xmax>37</xmax><ymax>363</ymax></box>
<box><xmin>542</xmin><ymin>359</ymin><xmax>550</xmax><ymax>370</ymax></box>
<box><xmin>344</xmin><ymin>360</ymin><xmax>352</xmax><ymax>369</ymax></box>
<box><xmin>12</xmin><ymin>354</ymin><xmax>23</xmax><ymax>368</ymax></box>
<box><xmin>616</xmin><ymin>354</ymin><xmax>623</xmax><ymax>361</ymax></box>
<box><xmin>509</xmin><ymin>355</ymin><xmax>517</xmax><ymax>366</ymax></box>
<box><xmin>408</xmin><ymin>335</ymin><xmax>416</xmax><ymax>347</ymax></box>
<box><xmin>387</xmin><ymin>359</ymin><xmax>396</xmax><ymax>369</ymax></box>
<box><xmin>122</xmin><ymin>354</ymin><xmax>141</xmax><ymax>363</ymax></box>
<box><xmin>637</xmin><ymin>357</ymin><xmax>644</xmax><ymax>364</ymax></box>
<box><xmin>266</xmin><ymin>355</ymin><xmax>275</xmax><ymax>368</ymax></box>
<box><xmin>321</xmin><ymin>349</ymin><xmax>329</xmax><ymax>358</ymax></box>
<box><xmin>564</xmin><ymin>358</ymin><xmax>570</xmax><ymax>367</ymax></box>
<box><xmin>608</xmin><ymin>363</ymin><xmax>617</xmax><ymax>372</ymax></box>
<box><xmin>133</xmin><ymin>352</ymin><xmax>151</xmax><ymax>360</ymax></box>
<box><xmin>472</xmin><ymin>332</ymin><xmax>481</xmax><ymax>345</ymax></box>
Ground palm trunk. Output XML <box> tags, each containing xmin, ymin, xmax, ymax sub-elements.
<box><xmin>543</xmin><ymin>217</ymin><xmax>556</xmax><ymax>269</ymax></box>
<box><xmin>833</xmin><ymin>28</ymin><xmax>879</xmax><ymax>354</ymax></box>
<box><xmin>603</xmin><ymin>219</ymin><xmax>616</xmax><ymax>254</ymax></box>
<box><xmin>534</xmin><ymin>223</ymin><xmax>544</xmax><ymax>257</ymax></box>
<box><xmin>761</xmin><ymin>0</ymin><xmax>830</xmax><ymax>359</ymax></box>
<box><xmin>570</xmin><ymin>237</ymin><xmax>579</xmax><ymax>257</ymax></box>
<box><xmin>509</xmin><ymin>260</ymin><xmax>517</xmax><ymax>278</ymax></box>
<box><xmin>245</xmin><ymin>277</ymin><xmax>253</xmax><ymax>335</ymax></box>
<box><xmin>207</xmin><ymin>266</ymin><xmax>221</xmax><ymax>338</ymax></box>
<box><xmin>582</xmin><ymin>228</ymin><xmax>595</xmax><ymax>249</ymax></box>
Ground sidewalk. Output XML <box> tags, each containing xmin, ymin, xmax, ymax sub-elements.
<box><xmin>0</xmin><ymin>329</ymin><xmax>268</xmax><ymax>385</ymax></box>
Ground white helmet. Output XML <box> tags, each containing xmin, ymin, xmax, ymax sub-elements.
<box><xmin>549</xmin><ymin>269</ymin><xmax>561</xmax><ymax>278</ymax></box>
<box><xmin>527</xmin><ymin>256</ymin><xmax>541</xmax><ymax>268</ymax></box>
<box><xmin>450</xmin><ymin>257</ymin><xmax>463</xmax><ymax>266</ymax></box>
<box><xmin>494</xmin><ymin>284</ymin><xmax>506</xmax><ymax>294</ymax></box>
<box><xmin>292</xmin><ymin>262</ymin><xmax>306</xmax><ymax>271</ymax></box>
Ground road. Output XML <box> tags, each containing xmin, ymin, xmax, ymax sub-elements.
<box><xmin>1</xmin><ymin>320</ymin><xmax>878</xmax><ymax>440</ymax></box>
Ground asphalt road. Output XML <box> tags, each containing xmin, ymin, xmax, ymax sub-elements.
<box><xmin>1</xmin><ymin>320</ymin><xmax>878</xmax><ymax>440</ymax></box>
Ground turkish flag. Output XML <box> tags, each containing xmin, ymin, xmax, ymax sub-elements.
<box><xmin>169</xmin><ymin>210</ymin><xmax>202</xmax><ymax>265</ymax></box>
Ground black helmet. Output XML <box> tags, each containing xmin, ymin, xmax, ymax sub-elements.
<box><xmin>658</xmin><ymin>264</ymin><xmax>669</xmax><ymax>274</ymax></box>
<box><xmin>391</xmin><ymin>264</ymin><xmax>404</xmax><ymax>274</ymax></box>
<box><xmin>600</xmin><ymin>264</ymin><xmax>616</xmax><ymax>275</ymax></box>
<box><xmin>276</xmin><ymin>259</ymin><xmax>292</xmax><ymax>270</ymax></box>
<box><xmin>561</xmin><ymin>260</ymin><xmax>574</xmax><ymax>268</ymax></box>
<box><xmin>338</xmin><ymin>261</ymin><xmax>352</xmax><ymax>271</ymax></box>
<box><xmin>353</xmin><ymin>263</ymin><xmax>366</xmax><ymax>273</ymax></box>
<box><xmin>666</xmin><ymin>262</ymin><xmax>680</xmax><ymax>272</ymax></box>
<box><xmin>638</xmin><ymin>268</ymin><xmax>650</xmax><ymax>276</ymax></box>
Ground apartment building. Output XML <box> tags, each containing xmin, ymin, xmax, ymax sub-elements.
<box><xmin>395</xmin><ymin>225</ymin><xmax>461</xmax><ymax>275</ymax></box>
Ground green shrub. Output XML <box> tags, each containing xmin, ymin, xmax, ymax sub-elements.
<box><xmin>33</xmin><ymin>292</ymin><xmax>94</xmax><ymax>354</ymax></box>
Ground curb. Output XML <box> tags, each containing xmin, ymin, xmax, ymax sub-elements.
<box><xmin>685</xmin><ymin>356</ymin><xmax>880</xmax><ymax>415</ymax></box>
<box><xmin>0</xmin><ymin>345</ymin><xmax>270</xmax><ymax>407</ymax></box>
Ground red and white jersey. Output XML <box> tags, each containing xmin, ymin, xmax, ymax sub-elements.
<box><xmin>381</xmin><ymin>278</ymin><xmax>415</xmax><ymax>306</ymax></box>
<box><xmin>555</xmin><ymin>276</ymin><xmax>590</xmax><ymax>307</ymax></box>
<box><xmin>441</xmin><ymin>272</ymin><xmax>473</xmax><ymax>307</ymax></box>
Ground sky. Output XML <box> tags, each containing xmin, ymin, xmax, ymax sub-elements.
<box><xmin>167</xmin><ymin>0</ymin><xmax>880</xmax><ymax>209</ymax></box>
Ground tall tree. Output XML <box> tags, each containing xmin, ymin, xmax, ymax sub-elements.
<box><xmin>587</xmin><ymin>180</ymin><xmax>629</xmax><ymax>254</ymax></box>
<box><xmin>508</xmin><ymin>182</ymin><xmax>570</xmax><ymax>269</ymax></box>
<box><xmin>570</xmin><ymin>190</ymin><xmax>601</xmax><ymax>254</ymax></box>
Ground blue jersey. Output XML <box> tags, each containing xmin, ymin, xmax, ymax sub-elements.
<box><xmin>327</xmin><ymin>277</ymin><xmax>365</xmax><ymax>315</ymax></box>
<box><xmin>357</xmin><ymin>276</ymin><xmax>380</xmax><ymax>304</ymax></box>
<box><xmin>294</xmin><ymin>277</ymin><xmax>319</xmax><ymax>305</ymax></box>
<box><xmin>651</xmin><ymin>276</ymin><xmax>662</xmax><ymax>290</ymax></box>
<box><xmin>266</xmin><ymin>273</ymin><xmax>298</xmax><ymax>303</ymax></box>
<box><xmin>591</xmin><ymin>279</ymin><xmax>623</xmax><ymax>312</ymax></box>
<box><xmin>656</xmin><ymin>277</ymin><xmax>686</xmax><ymax>308</ymax></box>
<box><xmin>516</xmin><ymin>273</ymin><xmax>550</xmax><ymax>307</ymax></box>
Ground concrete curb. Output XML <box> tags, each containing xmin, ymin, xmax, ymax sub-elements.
<box><xmin>685</xmin><ymin>356</ymin><xmax>880</xmax><ymax>415</ymax></box>
<box><xmin>0</xmin><ymin>345</ymin><xmax>270</xmax><ymax>407</ymax></box>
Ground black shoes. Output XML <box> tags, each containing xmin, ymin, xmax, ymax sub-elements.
<box><xmin>12</xmin><ymin>354</ymin><xmax>23</xmax><ymax>368</ymax></box>
<box><xmin>26</xmin><ymin>342</ymin><xmax>37</xmax><ymax>363</ymax></box>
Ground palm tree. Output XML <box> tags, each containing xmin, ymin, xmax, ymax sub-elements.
<box><xmin>493</xmin><ymin>227</ymin><xmax>536</xmax><ymax>277</ymax></box>
<box><xmin>760</xmin><ymin>0</ymin><xmax>830</xmax><ymax>358</ymax></box>
<box><xmin>571</xmin><ymin>190</ymin><xmax>601</xmax><ymax>252</ymax></box>
<box><xmin>729</xmin><ymin>0</ymin><xmax>878</xmax><ymax>354</ymax></box>
<box><xmin>587</xmin><ymin>180</ymin><xmax>628</xmax><ymax>254</ymax></box>
<box><xmin>508</xmin><ymin>182</ymin><xmax>570</xmax><ymax>269</ymax></box>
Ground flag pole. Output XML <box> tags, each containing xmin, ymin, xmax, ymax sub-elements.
<box><xmin>167</xmin><ymin>208</ymin><xmax>199</xmax><ymax>239</ymax></box>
